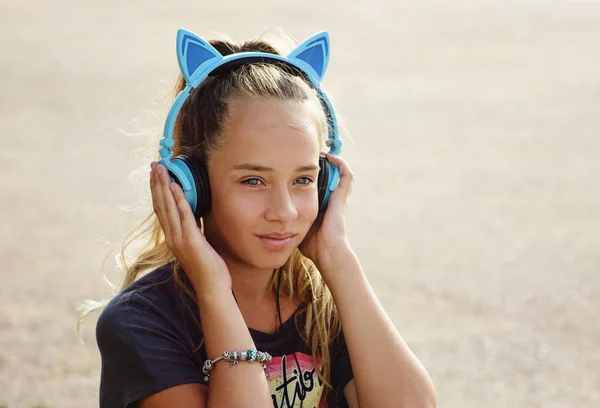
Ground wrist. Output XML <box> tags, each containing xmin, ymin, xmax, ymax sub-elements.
<box><xmin>324</xmin><ymin>251</ymin><xmax>370</xmax><ymax>302</ymax></box>
<box><xmin>195</xmin><ymin>286</ymin><xmax>235</xmax><ymax>310</ymax></box>
<box><xmin>315</xmin><ymin>244</ymin><xmax>357</xmax><ymax>276</ymax></box>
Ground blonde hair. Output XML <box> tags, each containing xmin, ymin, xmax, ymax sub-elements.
<box><xmin>78</xmin><ymin>36</ymin><xmax>342</xmax><ymax>394</ymax></box>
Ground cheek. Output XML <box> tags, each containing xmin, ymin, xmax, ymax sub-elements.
<box><xmin>295</xmin><ymin>193</ymin><xmax>319</xmax><ymax>227</ymax></box>
<box><xmin>213</xmin><ymin>192</ymin><xmax>261</xmax><ymax>229</ymax></box>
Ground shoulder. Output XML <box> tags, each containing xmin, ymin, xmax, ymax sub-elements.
<box><xmin>96</xmin><ymin>262</ymin><xmax>179</xmax><ymax>337</ymax></box>
<box><xmin>96</xmin><ymin>262</ymin><xmax>206</xmax><ymax>408</ymax></box>
<box><xmin>96</xmin><ymin>261</ymin><xmax>201</xmax><ymax>349</ymax></box>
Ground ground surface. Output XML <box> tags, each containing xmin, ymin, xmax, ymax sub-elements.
<box><xmin>1</xmin><ymin>1</ymin><xmax>599</xmax><ymax>407</ymax></box>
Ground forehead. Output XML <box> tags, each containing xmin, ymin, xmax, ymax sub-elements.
<box><xmin>213</xmin><ymin>96</ymin><xmax>321</xmax><ymax>167</ymax></box>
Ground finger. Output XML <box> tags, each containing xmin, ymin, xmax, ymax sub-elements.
<box><xmin>309</xmin><ymin>211</ymin><xmax>325</xmax><ymax>238</ymax></box>
<box><xmin>150</xmin><ymin>165</ymin><xmax>173</xmax><ymax>239</ymax></box>
<box><xmin>170</xmin><ymin>181</ymin><xmax>202</xmax><ymax>239</ymax></box>
<box><xmin>324</xmin><ymin>153</ymin><xmax>354</xmax><ymax>201</ymax></box>
<box><xmin>156</xmin><ymin>164</ymin><xmax>183</xmax><ymax>242</ymax></box>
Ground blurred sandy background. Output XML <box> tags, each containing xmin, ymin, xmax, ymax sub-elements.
<box><xmin>1</xmin><ymin>0</ymin><xmax>599</xmax><ymax>407</ymax></box>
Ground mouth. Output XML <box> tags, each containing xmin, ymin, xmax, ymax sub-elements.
<box><xmin>256</xmin><ymin>233</ymin><xmax>298</xmax><ymax>251</ymax></box>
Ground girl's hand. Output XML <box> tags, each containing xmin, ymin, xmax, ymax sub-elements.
<box><xmin>299</xmin><ymin>153</ymin><xmax>354</xmax><ymax>276</ymax></box>
<box><xmin>150</xmin><ymin>162</ymin><xmax>231</xmax><ymax>297</ymax></box>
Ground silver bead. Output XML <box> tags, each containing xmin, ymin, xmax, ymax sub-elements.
<box><xmin>222</xmin><ymin>350</ymin><xmax>233</xmax><ymax>361</ymax></box>
<box><xmin>239</xmin><ymin>350</ymin><xmax>248</xmax><ymax>361</ymax></box>
<box><xmin>202</xmin><ymin>360</ymin><xmax>213</xmax><ymax>374</ymax></box>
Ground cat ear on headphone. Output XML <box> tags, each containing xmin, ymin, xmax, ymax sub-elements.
<box><xmin>176</xmin><ymin>29</ymin><xmax>224</xmax><ymax>84</ymax></box>
<box><xmin>287</xmin><ymin>31</ymin><xmax>330</xmax><ymax>85</ymax></box>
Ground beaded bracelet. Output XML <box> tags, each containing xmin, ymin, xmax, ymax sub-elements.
<box><xmin>202</xmin><ymin>348</ymin><xmax>273</xmax><ymax>382</ymax></box>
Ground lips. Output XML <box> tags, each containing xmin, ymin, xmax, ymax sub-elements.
<box><xmin>257</xmin><ymin>232</ymin><xmax>297</xmax><ymax>239</ymax></box>
<box><xmin>256</xmin><ymin>232</ymin><xmax>297</xmax><ymax>251</ymax></box>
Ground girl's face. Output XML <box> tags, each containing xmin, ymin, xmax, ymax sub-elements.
<box><xmin>203</xmin><ymin>96</ymin><xmax>321</xmax><ymax>270</ymax></box>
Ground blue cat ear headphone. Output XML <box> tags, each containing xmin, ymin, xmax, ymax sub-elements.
<box><xmin>158</xmin><ymin>28</ymin><xmax>342</xmax><ymax>218</ymax></box>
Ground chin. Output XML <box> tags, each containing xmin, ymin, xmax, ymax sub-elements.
<box><xmin>244</xmin><ymin>243</ymin><xmax>298</xmax><ymax>270</ymax></box>
<box><xmin>252</xmin><ymin>252</ymin><xmax>295</xmax><ymax>270</ymax></box>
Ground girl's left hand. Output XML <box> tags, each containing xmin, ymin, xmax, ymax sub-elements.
<box><xmin>299</xmin><ymin>153</ymin><xmax>354</xmax><ymax>276</ymax></box>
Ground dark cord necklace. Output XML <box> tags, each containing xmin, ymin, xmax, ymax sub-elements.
<box><xmin>275</xmin><ymin>268</ymin><xmax>304</xmax><ymax>408</ymax></box>
<box><xmin>232</xmin><ymin>269</ymin><xmax>304</xmax><ymax>407</ymax></box>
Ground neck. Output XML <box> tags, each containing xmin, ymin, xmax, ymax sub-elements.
<box><xmin>228</xmin><ymin>259</ymin><xmax>277</xmax><ymax>306</ymax></box>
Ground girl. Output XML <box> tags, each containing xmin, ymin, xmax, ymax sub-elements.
<box><xmin>89</xmin><ymin>28</ymin><xmax>435</xmax><ymax>408</ymax></box>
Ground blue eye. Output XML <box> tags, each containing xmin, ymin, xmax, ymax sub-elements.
<box><xmin>242</xmin><ymin>178</ymin><xmax>263</xmax><ymax>187</ymax></box>
<box><xmin>296</xmin><ymin>177</ymin><xmax>314</xmax><ymax>185</ymax></box>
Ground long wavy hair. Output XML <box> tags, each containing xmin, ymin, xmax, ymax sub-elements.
<box><xmin>78</xmin><ymin>36</ymin><xmax>342</xmax><ymax>395</ymax></box>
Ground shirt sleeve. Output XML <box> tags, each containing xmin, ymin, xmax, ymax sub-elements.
<box><xmin>96</xmin><ymin>292</ymin><xmax>206</xmax><ymax>408</ymax></box>
<box><xmin>330</xmin><ymin>328</ymin><xmax>354</xmax><ymax>406</ymax></box>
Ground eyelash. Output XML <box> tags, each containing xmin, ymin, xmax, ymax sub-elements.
<box><xmin>241</xmin><ymin>177</ymin><xmax>314</xmax><ymax>187</ymax></box>
<box><xmin>242</xmin><ymin>178</ymin><xmax>263</xmax><ymax>187</ymax></box>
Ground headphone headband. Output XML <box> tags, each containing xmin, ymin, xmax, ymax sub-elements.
<box><xmin>158</xmin><ymin>29</ymin><xmax>342</xmax><ymax>212</ymax></box>
<box><xmin>159</xmin><ymin>30</ymin><xmax>341</xmax><ymax>164</ymax></box>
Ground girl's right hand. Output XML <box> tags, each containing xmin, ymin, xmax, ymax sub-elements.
<box><xmin>150</xmin><ymin>161</ymin><xmax>231</xmax><ymax>297</ymax></box>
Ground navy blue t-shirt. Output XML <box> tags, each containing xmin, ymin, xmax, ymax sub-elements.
<box><xmin>96</xmin><ymin>262</ymin><xmax>354</xmax><ymax>407</ymax></box>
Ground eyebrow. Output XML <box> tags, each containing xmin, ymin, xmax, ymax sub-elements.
<box><xmin>232</xmin><ymin>163</ymin><xmax>319</xmax><ymax>172</ymax></box>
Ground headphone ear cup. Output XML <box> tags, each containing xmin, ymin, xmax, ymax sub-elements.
<box><xmin>317</xmin><ymin>155</ymin><xmax>330</xmax><ymax>210</ymax></box>
<box><xmin>172</xmin><ymin>155</ymin><xmax>212</xmax><ymax>218</ymax></box>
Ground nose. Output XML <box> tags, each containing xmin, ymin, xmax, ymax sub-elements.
<box><xmin>264</xmin><ymin>186</ymin><xmax>298</xmax><ymax>222</ymax></box>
